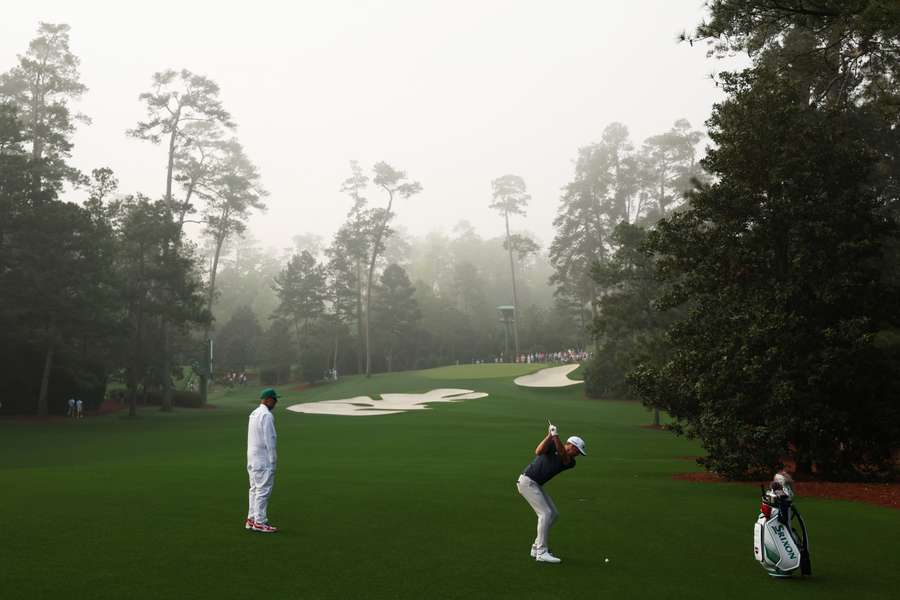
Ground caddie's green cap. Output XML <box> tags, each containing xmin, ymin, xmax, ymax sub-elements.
<box><xmin>260</xmin><ymin>388</ymin><xmax>279</xmax><ymax>400</ymax></box>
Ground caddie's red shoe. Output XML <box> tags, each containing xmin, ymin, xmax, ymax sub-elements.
<box><xmin>245</xmin><ymin>518</ymin><xmax>255</xmax><ymax>530</ymax></box>
<box><xmin>251</xmin><ymin>521</ymin><xmax>278</xmax><ymax>533</ymax></box>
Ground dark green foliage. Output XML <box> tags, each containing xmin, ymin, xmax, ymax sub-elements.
<box><xmin>0</xmin><ymin>22</ymin><xmax>87</xmax><ymax>198</ymax></box>
<box><xmin>585</xmin><ymin>223</ymin><xmax>676</xmax><ymax>400</ymax></box>
<box><xmin>640</xmin><ymin>119</ymin><xmax>706</xmax><ymax>222</ymax></box>
<box><xmin>198</xmin><ymin>139</ymin><xmax>267</xmax><ymax>323</ymax></box>
<box><xmin>1</xmin><ymin>172</ymin><xmax>119</xmax><ymax>415</ymax></box>
<box><xmin>299</xmin><ymin>348</ymin><xmax>330</xmax><ymax>384</ymax></box>
<box><xmin>325</xmin><ymin>172</ymin><xmax>378</xmax><ymax>376</ymax></box>
<box><xmin>0</xmin><ymin>103</ymin><xmax>28</xmax><ymax>227</ymax></box>
<box><xmin>632</xmin><ymin>66</ymin><xmax>900</xmax><ymax>479</ymax></box>
<box><xmin>128</xmin><ymin>68</ymin><xmax>234</xmax><ymax>214</ymax></box>
<box><xmin>0</xmin><ymin>342</ymin><xmax>106</xmax><ymax>414</ymax></box>
<box><xmin>628</xmin><ymin>0</ymin><xmax>900</xmax><ymax>479</ymax></box>
<box><xmin>258</xmin><ymin>319</ymin><xmax>296</xmax><ymax>385</ymax></box>
<box><xmin>549</xmin><ymin>120</ymin><xmax>705</xmax><ymax>351</ymax></box>
<box><xmin>413</xmin><ymin>282</ymin><xmax>480</xmax><ymax>368</ymax></box>
<box><xmin>310</xmin><ymin>206</ymin><xmax>569</xmax><ymax>375</ymax></box>
<box><xmin>129</xmin><ymin>68</ymin><xmax>239</xmax><ymax>410</ymax></box>
<box><xmin>271</xmin><ymin>249</ymin><xmax>330</xmax><ymax>381</ymax></box>
<box><xmin>371</xmin><ymin>264</ymin><xmax>421</xmax><ymax>372</ymax></box>
<box><xmin>519</xmin><ymin>303</ymin><xmax>579</xmax><ymax>354</ymax></box>
<box><xmin>292</xmin><ymin>315</ymin><xmax>340</xmax><ymax>384</ymax></box>
<box><xmin>215</xmin><ymin>306</ymin><xmax>261</xmax><ymax>371</ymax></box>
<box><xmin>364</xmin><ymin>162</ymin><xmax>422</xmax><ymax>376</ymax></box>
<box><xmin>272</xmin><ymin>250</ymin><xmax>326</xmax><ymax>349</ymax></box>
<box><xmin>695</xmin><ymin>1</ymin><xmax>900</xmax><ymax>115</ymax></box>
<box><xmin>116</xmin><ymin>195</ymin><xmax>211</xmax><ymax>414</ymax></box>
<box><xmin>0</xmin><ymin>27</ymin><xmax>112</xmax><ymax>415</ymax></box>
<box><xmin>0</xmin><ymin>27</ymin><xmax>223</xmax><ymax>415</ymax></box>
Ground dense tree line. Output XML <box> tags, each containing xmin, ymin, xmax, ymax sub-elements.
<box><xmin>547</xmin><ymin>117</ymin><xmax>705</xmax><ymax>402</ymax></box>
<box><xmin>567</xmin><ymin>1</ymin><xmax>900</xmax><ymax>480</ymax></box>
<box><xmin>0</xmin><ymin>23</ymin><xmax>264</xmax><ymax>414</ymax></box>
<box><xmin>0</xmin><ymin>23</ymin><xmax>585</xmax><ymax>415</ymax></box>
<box><xmin>7</xmin><ymin>6</ymin><xmax>895</xmax><ymax>482</ymax></box>
<box><xmin>212</xmin><ymin>172</ymin><xmax>578</xmax><ymax>383</ymax></box>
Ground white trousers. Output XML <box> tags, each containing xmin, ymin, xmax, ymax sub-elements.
<box><xmin>247</xmin><ymin>465</ymin><xmax>276</xmax><ymax>524</ymax></box>
<box><xmin>516</xmin><ymin>474</ymin><xmax>558</xmax><ymax>552</ymax></box>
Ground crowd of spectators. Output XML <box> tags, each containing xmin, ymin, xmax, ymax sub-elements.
<box><xmin>469</xmin><ymin>349</ymin><xmax>590</xmax><ymax>365</ymax></box>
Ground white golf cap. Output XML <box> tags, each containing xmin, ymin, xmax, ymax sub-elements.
<box><xmin>567</xmin><ymin>435</ymin><xmax>587</xmax><ymax>456</ymax></box>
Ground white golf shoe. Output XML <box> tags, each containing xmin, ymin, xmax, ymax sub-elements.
<box><xmin>530</xmin><ymin>545</ymin><xmax>537</xmax><ymax>558</ymax></box>
<box><xmin>535</xmin><ymin>550</ymin><xmax>561</xmax><ymax>564</ymax></box>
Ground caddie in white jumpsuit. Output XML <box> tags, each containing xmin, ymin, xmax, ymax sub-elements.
<box><xmin>246</xmin><ymin>388</ymin><xmax>279</xmax><ymax>533</ymax></box>
<box><xmin>516</xmin><ymin>422</ymin><xmax>587</xmax><ymax>563</ymax></box>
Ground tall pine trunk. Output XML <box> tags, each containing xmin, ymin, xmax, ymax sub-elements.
<box><xmin>127</xmin><ymin>304</ymin><xmax>140</xmax><ymax>420</ymax></box>
<box><xmin>590</xmin><ymin>282</ymin><xmax>601</xmax><ymax>354</ymax></box>
<box><xmin>578</xmin><ymin>298</ymin><xmax>588</xmax><ymax>351</ymax></box>
<box><xmin>160</xmin><ymin>318</ymin><xmax>173</xmax><ymax>411</ymax></box>
<box><xmin>200</xmin><ymin>232</ymin><xmax>227</xmax><ymax>403</ymax></box>
<box><xmin>159</xmin><ymin>107</ymin><xmax>182</xmax><ymax>413</ymax></box>
<box><xmin>128</xmin><ymin>255</ymin><xmax>147</xmax><ymax>417</ymax></box>
<box><xmin>207</xmin><ymin>229</ymin><xmax>226</xmax><ymax>315</ymax></box>
<box><xmin>31</xmin><ymin>138</ymin><xmax>43</xmax><ymax>201</ymax></box>
<box><xmin>29</xmin><ymin>94</ymin><xmax>44</xmax><ymax>202</ymax></box>
<box><xmin>37</xmin><ymin>327</ymin><xmax>55</xmax><ymax>416</ymax></box>
<box><xmin>127</xmin><ymin>378</ymin><xmax>138</xmax><ymax>418</ymax></box>
<box><xmin>127</xmin><ymin>315</ymin><xmax>141</xmax><ymax>419</ymax></box>
<box><xmin>333</xmin><ymin>334</ymin><xmax>339</xmax><ymax>375</ymax></box>
<box><xmin>365</xmin><ymin>192</ymin><xmax>393</xmax><ymax>377</ymax></box>
<box><xmin>504</xmin><ymin>211</ymin><xmax>520</xmax><ymax>356</ymax></box>
<box><xmin>159</xmin><ymin>234</ymin><xmax>175</xmax><ymax>413</ymax></box>
<box><xmin>293</xmin><ymin>320</ymin><xmax>303</xmax><ymax>378</ymax></box>
<box><xmin>164</xmin><ymin>110</ymin><xmax>181</xmax><ymax>212</ymax></box>
<box><xmin>356</xmin><ymin>259</ymin><xmax>364</xmax><ymax>374</ymax></box>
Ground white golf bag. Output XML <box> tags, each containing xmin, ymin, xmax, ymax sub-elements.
<box><xmin>753</xmin><ymin>485</ymin><xmax>811</xmax><ymax>577</ymax></box>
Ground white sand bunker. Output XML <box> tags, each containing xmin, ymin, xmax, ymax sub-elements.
<box><xmin>286</xmin><ymin>388</ymin><xmax>489</xmax><ymax>416</ymax></box>
<box><xmin>514</xmin><ymin>364</ymin><xmax>583</xmax><ymax>388</ymax></box>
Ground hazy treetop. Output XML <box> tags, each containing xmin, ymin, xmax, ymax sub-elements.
<box><xmin>0</xmin><ymin>0</ymin><xmax>744</xmax><ymax>250</ymax></box>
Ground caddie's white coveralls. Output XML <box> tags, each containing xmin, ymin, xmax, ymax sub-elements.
<box><xmin>247</xmin><ymin>404</ymin><xmax>277</xmax><ymax>524</ymax></box>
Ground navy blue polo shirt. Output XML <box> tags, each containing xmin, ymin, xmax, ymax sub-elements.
<box><xmin>522</xmin><ymin>441</ymin><xmax>575</xmax><ymax>485</ymax></box>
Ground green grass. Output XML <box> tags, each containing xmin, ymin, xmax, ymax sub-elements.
<box><xmin>1</xmin><ymin>365</ymin><xmax>897</xmax><ymax>599</ymax></box>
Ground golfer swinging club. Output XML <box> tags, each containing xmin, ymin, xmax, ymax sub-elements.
<box><xmin>245</xmin><ymin>388</ymin><xmax>279</xmax><ymax>533</ymax></box>
<box><xmin>516</xmin><ymin>420</ymin><xmax>586</xmax><ymax>563</ymax></box>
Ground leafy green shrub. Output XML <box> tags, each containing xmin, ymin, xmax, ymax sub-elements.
<box><xmin>583</xmin><ymin>352</ymin><xmax>626</xmax><ymax>398</ymax></box>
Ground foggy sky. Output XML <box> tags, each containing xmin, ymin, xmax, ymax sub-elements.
<box><xmin>1</xmin><ymin>1</ymin><xmax>741</xmax><ymax>252</ymax></box>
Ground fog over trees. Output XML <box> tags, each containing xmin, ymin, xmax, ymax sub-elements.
<box><xmin>2</xmin><ymin>1</ymin><xmax>898</xmax><ymax>481</ymax></box>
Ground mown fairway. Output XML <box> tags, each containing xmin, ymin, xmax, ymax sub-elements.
<box><xmin>2</xmin><ymin>364</ymin><xmax>898</xmax><ymax>599</ymax></box>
